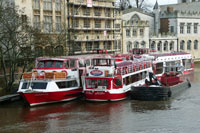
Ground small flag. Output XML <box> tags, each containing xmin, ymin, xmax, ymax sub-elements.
<box><xmin>87</xmin><ymin>0</ymin><xmax>92</xmax><ymax>7</ymax></box>
<box><xmin>104</xmin><ymin>30</ymin><xmax>107</xmax><ymax>36</ymax></box>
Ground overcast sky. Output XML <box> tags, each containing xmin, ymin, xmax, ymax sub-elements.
<box><xmin>148</xmin><ymin>0</ymin><xmax>177</xmax><ymax>6</ymax></box>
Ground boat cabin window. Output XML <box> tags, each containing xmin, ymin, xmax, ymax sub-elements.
<box><xmin>183</xmin><ymin>59</ymin><xmax>191</xmax><ymax>69</ymax></box>
<box><xmin>155</xmin><ymin>62</ymin><xmax>163</xmax><ymax>74</ymax></box>
<box><xmin>54</xmin><ymin>61</ymin><xmax>63</xmax><ymax>68</ymax></box>
<box><xmin>22</xmin><ymin>82</ymin><xmax>47</xmax><ymax>89</ymax></box>
<box><xmin>86</xmin><ymin>78</ymin><xmax>109</xmax><ymax>89</ymax></box>
<box><xmin>114</xmin><ymin>78</ymin><xmax>122</xmax><ymax>87</ymax></box>
<box><xmin>64</xmin><ymin>61</ymin><xmax>69</xmax><ymax>68</ymax></box>
<box><xmin>93</xmin><ymin>59</ymin><xmax>114</xmax><ymax>66</ymax></box>
<box><xmin>85</xmin><ymin>59</ymin><xmax>90</xmax><ymax>66</ymax></box>
<box><xmin>38</xmin><ymin>61</ymin><xmax>45</xmax><ymax>68</ymax></box>
<box><xmin>56</xmin><ymin>80</ymin><xmax>78</xmax><ymax>89</ymax></box>
<box><xmin>46</xmin><ymin>61</ymin><xmax>54</xmax><ymax>67</ymax></box>
<box><xmin>79</xmin><ymin>60</ymin><xmax>85</xmax><ymax>67</ymax></box>
<box><xmin>70</xmin><ymin>59</ymin><xmax>76</xmax><ymax>68</ymax></box>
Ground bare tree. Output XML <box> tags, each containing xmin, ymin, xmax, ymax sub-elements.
<box><xmin>0</xmin><ymin>2</ymin><xmax>38</xmax><ymax>91</ymax></box>
<box><xmin>118</xmin><ymin>0</ymin><xmax>153</xmax><ymax>11</ymax></box>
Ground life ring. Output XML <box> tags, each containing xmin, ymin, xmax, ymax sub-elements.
<box><xmin>61</xmin><ymin>70</ymin><xmax>68</xmax><ymax>77</ymax></box>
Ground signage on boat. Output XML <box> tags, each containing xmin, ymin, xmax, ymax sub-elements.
<box><xmin>90</xmin><ymin>70</ymin><xmax>103</xmax><ymax>76</ymax></box>
<box><xmin>134</xmin><ymin>55</ymin><xmax>142</xmax><ymax>59</ymax></box>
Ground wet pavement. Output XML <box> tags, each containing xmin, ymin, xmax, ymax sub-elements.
<box><xmin>0</xmin><ymin>63</ymin><xmax>200</xmax><ymax>133</ymax></box>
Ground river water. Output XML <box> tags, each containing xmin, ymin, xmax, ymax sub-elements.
<box><xmin>0</xmin><ymin>63</ymin><xmax>200</xmax><ymax>133</ymax></box>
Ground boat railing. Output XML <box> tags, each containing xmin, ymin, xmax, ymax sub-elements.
<box><xmin>114</xmin><ymin>62</ymin><xmax>151</xmax><ymax>76</ymax></box>
<box><xmin>22</xmin><ymin>72</ymin><xmax>68</xmax><ymax>81</ymax></box>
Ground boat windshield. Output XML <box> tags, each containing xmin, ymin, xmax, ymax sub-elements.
<box><xmin>86</xmin><ymin>78</ymin><xmax>109</xmax><ymax>89</ymax></box>
<box><xmin>21</xmin><ymin>82</ymin><xmax>47</xmax><ymax>90</ymax></box>
<box><xmin>92</xmin><ymin>59</ymin><xmax>114</xmax><ymax>66</ymax></box>
<box><xmin>37</xmin><ymin>60</ymin><xmax>64</xmax><ymax>68</ymax></box>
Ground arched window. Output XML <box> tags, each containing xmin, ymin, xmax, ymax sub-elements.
<box><xmin>45</xmin><ymin>46</ymin><xmax>54</xmax><ymax>56</ymax></box>
<box><xmin>194</xmin><ymin>40</ymin><xmax>198</xmax><ymax>50</ymax></box>
<box><xmin>170</xmin><ymin>41</ymin><xmax>174</xmax><ymax>51</ymax></box>
<box><xmin>141</xmin><ymin>41</ymin><xmax>146</xmax><ymax>48</ymax></box>
<box><xmin>126</xmin><ymin>41</ymin><xmax>132</xmax><ymax>52</ymax></box>
<box><xmin>187</xmin><ymin>40</ymin><xmax>191</xmax><ymax>50</ymax></box>
<box><xmin>180</xmin><ymin>40</ymin><xmax>185</xmax><ymax>50</ymax></box>
<box><xmin>157</xmin><ymin>41</ymin><xmax>162</xmax><ymax>51</ymax></box>
<box><xmin>151</xmin><ymin>41</ymin><xmax>155</xmax><ymax>50</ymax></box>
<box><xmin>164</xmin><ymin>41</ymin><xmax>168</xmax><ymax>51</ymax></box>
<box><xmin>131</xmin><ymin>14</ymin><xmax>140</xmax><ymax>21</ymax></box>
<box><xmin>35</xmin><ymin>46</ymin><xmax>43</xmax><ymax>57</ymax></box>
<box><xmin>55</xmin><ymin>45</ymin><xmax>64</xmax><ymax>56</ymax></box>
<box><xmin>134</xmin><ymin>41</ymin><xmax>139</xmax><ymax>48</ymax></box>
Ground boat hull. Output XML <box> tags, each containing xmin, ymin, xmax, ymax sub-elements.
<box><xmin>19</xmin><ymin>88</ymin><xmax>82</xmax><ymax>106</ymax></box>
<box><xmin>84</xmin><ymin>90</ymin><xmax>130</xmax><ymax>102</ymax></box>
<box><xmin>131</xmin><ymin>80</ymin><xmax>191</xmax><ymax>101</ymax></box>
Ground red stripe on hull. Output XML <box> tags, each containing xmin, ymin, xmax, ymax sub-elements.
<box><xmin>183</xmin><ymin>69</ymin><xmax>194</xmax><ymax>74</ymax></box>
<box><xmin>19</xmin><ymin>88</ymin><xmax>82</xmax><ymax>106</ymax></box>
<box><xmin>84</xmin><ymin>91</ymin><xmax>130</xmax><ymax>102</ymax></box>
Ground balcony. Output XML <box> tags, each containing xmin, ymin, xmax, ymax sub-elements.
<box><xmin>68</xmin><ymin>0</ymin><xmax>118</xmax><ymax>9</ymax></box>
<box><xmin>73</xmin><ymin>34</ymin><xmax>115</xmax><ymax>42</ymax></box>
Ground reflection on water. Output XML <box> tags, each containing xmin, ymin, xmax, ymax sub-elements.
<box><xmin>0</xmin><ymin>63</ymin><xmax>200</xmax><ymax>133</ymax></box>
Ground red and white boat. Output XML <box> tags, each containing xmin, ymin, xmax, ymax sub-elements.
<box><xmin>82</xmin><ymin>54</ymin><xmax>152</xmax><ymax>102</ymax></box>
<box><xmin>18</xmin><ymin>57</ymin><xmax>84</xmax><ymax>106</ymax></box>
<box><xmin>130</xmin><ymin>48</ymin><xmax>194</xmax><ymax>79</ymax></box>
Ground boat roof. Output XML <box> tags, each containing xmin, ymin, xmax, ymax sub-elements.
<box><xmin>149</xmin><ymin>52</ymin><xmax>191</xmax><ymax>57</ymax></box>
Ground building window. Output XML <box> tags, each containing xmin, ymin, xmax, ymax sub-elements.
<box><xmin>33</xmin><ymin>15</ymin><xmax>40</xmax><ymax>30</ymax></box>
<box><xmin>44</xmin><ymin>16</ymin><xmax>52</xmax><ymax>33</ymax></box>
<box><xmin>141</xmin><ymin>41</ymin><xmax>146</xmax><ymax>48</ymax></box>
<box><xmin>43</xmin><ymin>0</ymin><xmax>52</xmax><ymax>10</ymax></box>
<box><xmin>33</xmin><ymin>0</ymin><xmax>40</xmax><ymax>9</ymax></box>
<box><xmin>74</xmin><ymin>19</ymin><xmax>79</xmax><ymax>28</ymax></box>
<box><xmin>187</xmin><ymin>23</ymin><xmax>191</xmax><ymax>34</ymax></box>
<box><xmin>74</xmin><ymin>42</ymin><xmax>81</xmax><ymax>52</ymax></box>
<box><xmin>194</xmin><ymin>40</ymin><xmax>198</xmax><ymax>50</ymax></box>
<box><xmin>170</xmin><ymin>26</ymin><xmax>174</xmax><ymax>33</ymax></box>
<box><xmin>95</xmin><ymin>20</ymin><xmax>101</xmax><ymax>28</ymax></box>
<box><xmin>126</xmin><ymin>29</ymin><xmax>130</xmax><ymax>37</ymax></box>
<box><xmin>86</xmin><ymin>42</ymin><xmax>92</xmax><ymax>51</ymax></box>
<box><xmin>84</xmin><ymin>19</ymin><xmax>90</xmax><ymax>28</ymax></box>
<box><xmin>105</xmin><ymin>21</ymin><xmax>111</xmax><ymax>28</ymax></box>
<box><xmin>187</xmin><ymin>40</ymin><xmax>191</xmax><ymax>50</ymax></box>
<box><xmin>140</xmin><ymin>29</ymin><xmax>144</xmax><ymax>36</ymax></box>
<box><xmin>105</xmin><ymin>9</ymin><xmax>111</xmax><ymax>17</ymax></box>
<box><xmin>56</xmin><ymin>16</ymin><xmax>61</xmax><ymax>32</ymax></box>
<box><xmin>194</xmin><ymin>23</ymin><xmax>198</xmax><ymax>34</ymax></box>
<box><xmin>118</xmin><ymin>40</ymin><xmax>121</xmax><ymax>50</ymax></box>
<box><xmin>180</xmin><ymin>23</ymin><xmax>184</xmax><ymax>34</ymax></box>
<box><xmin>126</xmin><ymin>42</ymin><xmax>132</xmax><ymax>52</ymax></box>
<box><xmin>114</xmin><ymin>41</ymin><xmax>117</xmax><ymax>49</ymax></box>
<box><xmin>103</xmin><ymin>42</ymin><xmax>111</xmax><ymax>50</ymax></box>
<box><xmin>132</xmin><ymin>29</ymin><xmax>137</xmax><ymax>36</ymax></box>
<box><xmin>157</xmin><ymin>42</ymin><xmax>162</xmax><ymax>51</ymax></box>
<box><xmin>164</xmin><ymin>41</ymin><xmax>168</xmax><ymax>51</ymax></box>
<box><xmin>83</xmin><ymin>8</ymin><xmax>90</xmax><ymax>16</ymax></box>
<box><xmin>170</xmin><ymin>42</ymin><xmax>174</xmax><ymax>51</ymax></box>
<box><xmin>180</xmin><ymin>40</ymin><xmax>185</xmax><ymax>50</ymax></box>
<box><xmin>94</xmin><ymin>9</ymin><xmax>101</xmax><ymax>16</ymax></box>
<box><xmin>55</xmin><ymin>0</ymin><xmax>61</xmax><ymax>11</ymax></box>
<box><xmin>151</xmin><ymin>41</ymin><xmax>155</xmax><ymax>50</ymax></box>
<box><xmin>94</xmin><ymin>42</ymin><xmax>100</xmax><ymax>49</ymax></box>
<box><xmin>134</xmin><ymin>41</ymin><xmax>139</xmax><ymax>48</ymax></box>
<box><xmin>55</xmin><ymin>46</ymin><xmax>63</xmax><ymax>56</ymax></box>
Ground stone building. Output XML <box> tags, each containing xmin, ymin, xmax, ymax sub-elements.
<box><xmin>122</xmin><ymin>8</ymin><xmax>154</xmax><ymax>53</ymax></box>
<box><xmin>153</xmin><ymin>0</ymin><xmax>200</xmax><ymax>58</ymax></box>
<box><xmin>67</xmin><ymin>0</ymin><xmax>121</xmax><ymax>54</ymax></box>
<box><xmin>3</xmin><ymin>0</ymin><xmax>122</xmax><ymax>56</ymax></box>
